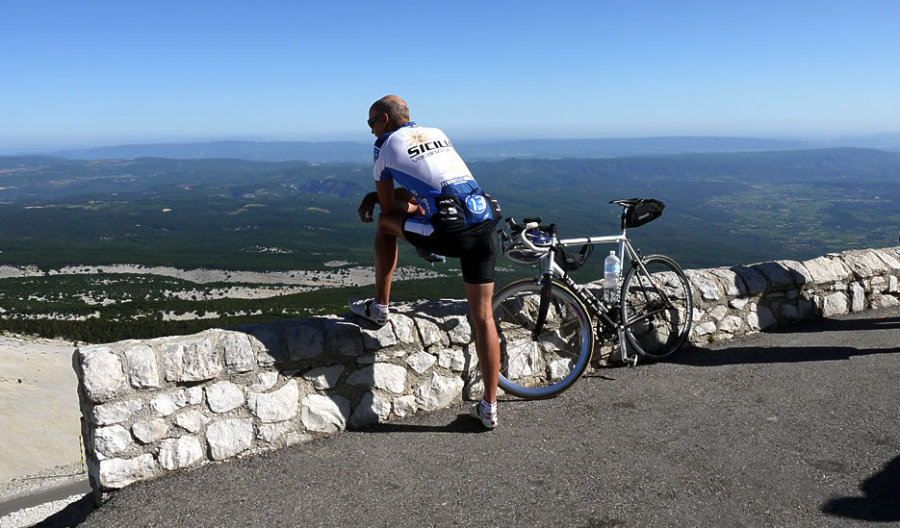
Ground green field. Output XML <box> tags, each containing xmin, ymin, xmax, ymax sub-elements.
<box><xmin>1</xmin><ymin>148</ymin><xmax>898</xmax><ymax>342</ymax></box>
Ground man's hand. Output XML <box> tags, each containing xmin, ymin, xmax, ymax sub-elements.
<box><xmin>406</xmin><ymin>195</ymin><xmax>425</xmax><ymax>217</ymax></box>
<box><xmin>357</xmin><ymin>192</ymin><xmax>378</xmax><ymax>223</ymax></box>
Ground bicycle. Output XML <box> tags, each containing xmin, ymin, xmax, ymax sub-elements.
<box><xmin>493</xmin><ymin>198</ymin><xmax>693</xmax><ymax>399</ymax></box>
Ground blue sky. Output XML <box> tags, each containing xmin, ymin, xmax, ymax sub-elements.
<box><xmin>2</xmin><ymin>0</ymin><xmax>899</xmax><ymax>150</ymax></box>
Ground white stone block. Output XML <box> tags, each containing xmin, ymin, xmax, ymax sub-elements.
<box><xmin>257</xmin><ymin>422</ymin><xmax>293</xmax><ymax>444</ymax></box>
<box><xmin>92</xmin><ymin>399</ymin><xmax>143</xmax><ymax>426</ymax></box>
<box><xmin>249</xmin><ymin>371</ymin><xmax>279</xmax><ymax>392</ymax></box>
<box><xmin>393</xmin><ymin>395</ymin><xmax>417</xmax><ymax>418</ymax></box>
<box><xmin>876</xmin><ymin>294</ymin><xmax>900</xmax><ymax>308</ymax></box>
<box><xmin>97</xmin><ymin>454</ymin><xmax>158</xmax><ymax>489</ymax></box>
<box><xmin>94</xmin><ymin>425</ymin><xmax>133</xmax><ymax>457</ymax></box>
<box><xmin>414</xmin><ymin>373</ymin><xmax>464</xmax><ymax>412</ymax></box>
<box><xmin>286</xmin><ymin>320</ymin><xmax>324</xmax><ymax>360</ymax></box>
<box><xmin>206</xmin><ymin>419</ymin><xmax>254</xmax><ymax>460</ymax></box>
<box><xmin>416</xmin><ymin>318</ymin><xmax>444</xmax><ymax>347</ymax></box>
<box><xmin>123</xmin><ymin>344</ymin><xmax>161</xmax><ymax>389</ymax></box>
<box><xmin>719</xmin><ymin>315</ymin><xmax>745</xmax><ymax>334</ymax></box>
<box><xmin>850</xmin><ymin>282</ymin><xmax>866</xmax><ymax>312</ymax></box>
<box><xmin>301</xmin><ymin>394</ymin><xmax>349</xmax><ymax>433</ymax></box>
<box><xmin>747</xmin><ymin>311</ymin><xmax>760</xmax><ymax>331</ymax></box>
<box><xmin>360</xmin><ymin>323</ymin><xmax>398</xmax><ymax>350</ymax></box>
<box><xmin>823</xmin><ymin>292</ymin><xmax>848</xmax><ymax>317</ymax></box>
<box><xmin>693</xmin><ymin>322</ymin><xmax>717</xmax><ymax>336</ymax></box>
<box><xmin>206</xmin><ymin>381</ymin><xmax>245</xmax><ymax>413</ymax></box>
<box><xmin>729</xmin><ymin>298</ymin><xmax>749</xmax><ymax>310</ymax></box>
<box><xmin>802</xmin><ymin>256</ymin><xmax>851</xmax><ymax>284</ymax></box>
<box><xmin>873</xmin><ymin>249</ymin><xmax>900</xmax><ymax>271</ymax></box>
<box><xmin>687</xmin><ymin>270</ymin><xmax>722</xmax><ymax>300</ymax></box>
<box><xmin>349</xmin><ymin>392</ymin><xmax>392</xmax><ymax>428</ymax></box>
<box><xmin>347</xmin><ymin>363</ymin><xmax>407</xmax><ymax>394</ymax></box>
<box><xmin>753</xmin><ymin>262</ymin><xmax>795</xmax><ymax>289</ymax></box>
<box><xmin>248</xmin><ymin>327</ymin><xmax>282</xmax><ymax>367</ymax></box>
<box><xmin>708</xmin><ymin>268</ymin><xmax>741</xmax><ymax>296</ymax></box>
<box><xmin>150</xmin><ymin>389</ymin><xmax>188</xmax><ymax>417</ymax></box>
<box><xmin>446</xmin><ymin>316</ymin><xmax>472</xmax><ymax>345</ymax></box>
<box><xmin>78</xmin><ymin>346</ymin><xmax>128</xmax><ymax>403</ymax></box>
<box><xmin>326</xmin><ymin>321</ymin><xmax>363</xmax><ymax>356</ymax></box>
<box><xmin>132</xmin><ymin>419</ymin><xmax>169</xmax><ymax>444</ymax></box>
<box><xmin>406</xmin><ymin>351</ymin><xmax>436</xmax><ymax>374</ymax></box>
<box><xmin>842</xmin><ymin>250</ymin><xmax>890</xmax><ymax>279</ymax></box>
<box><xmin>222</xmin><ymin>332</ymin><xmax>255</xmax><ymax>373</ymax></box>
<box><xmin>159</xmin><ymin>436</ymin><xmax>204</xmax><ymax>470</ymax></box>
<box><xmin>731</xmin><ymin>266</ymin><xmax>767</xmax><ymax>295</ymax></box>
<box><xmin>438</xmin><ymin>349</ymin><xmax>466</xmax><ymax>372</ymax></box>
<box><xmin>248</xmin><ymin>380</ymin><xmax>299</xmax><ymax>423</ymax></box>
<box><xmin>391</xmin><ymin>313</ymin><xmax>417</xmax><ymax>344</ymax></box>
<box><xmin>303</xmin><ymin>365</ymin><xmax>344</xmax><ymax>390</ymax></box>
<box><xmin>174</xmin><ymin>410</ymin><xmax>209</xmax><ymax>433</ymax></box>
<box><xmin>161</xmin><ymin>334</ymin><xmax>224</xmax><ymax>383</ymax></box>
<box><xmin>186</xmin><ymin>386</ymin><xmax>204</xmax><ymax>405</ymax></box>
<box><xmin>708</xmin><ymin>305</ymin><xmax>728</xmax><ymax>321</ymax></box>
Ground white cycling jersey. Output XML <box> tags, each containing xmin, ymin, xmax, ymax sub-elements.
<box><xmin>373</xmin><ymin>122</ymin><xmax>489</xmax><ymax>223</ymax></box>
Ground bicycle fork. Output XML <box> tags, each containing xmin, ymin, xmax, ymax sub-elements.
<box><xmin>532</xmin><ymin>273</ymin><xmax>553</xmax><ymax>340</ymax></box>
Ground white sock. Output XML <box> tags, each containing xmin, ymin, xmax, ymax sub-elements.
<box><xmin>374</xmin><ymin>302</ymin><xmax>389</xmax><ymax>317</ymax></box>
<box><xmin>480</xmin><ymin>399</ymin><xmax>497</xmax><ymax>414</ymax></box>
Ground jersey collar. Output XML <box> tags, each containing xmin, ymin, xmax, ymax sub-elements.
<box><xmin>374</xmin><ymin>122</ymin><xmax>418</xmax><ymax>146</ymax></box>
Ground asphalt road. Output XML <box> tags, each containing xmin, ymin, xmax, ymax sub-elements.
<box><xmin>45</xmin><ymin>307</ymin><xmax>900</xmax><ymax>527</ymax></box>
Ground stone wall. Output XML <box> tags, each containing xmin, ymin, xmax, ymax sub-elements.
<box><xmin>684</xmin><ymin>247</ymin><xmax>900</xmax><ymax>343</ymax></box>
<box><xmin>72</xmin><ymin>246</ymin><xmax>900</xmax><ymax>499</ymax></box>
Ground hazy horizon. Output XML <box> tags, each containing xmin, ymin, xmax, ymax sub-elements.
<box><xmin>5</xmin><ymin>132</ymin><xmax>900</xmax><ymax>158</ymax></box>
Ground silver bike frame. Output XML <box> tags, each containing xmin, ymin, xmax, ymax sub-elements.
<box><xmin>516</xmin><ymin>223</ymin><xmax>642</xmax><ymax>365</ymax></box>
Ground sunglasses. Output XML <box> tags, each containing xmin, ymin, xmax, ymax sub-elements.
<box><xmin>367</xmin><ymin>114</ymin><xmax>382</xmax><ymax>127</ymax></box>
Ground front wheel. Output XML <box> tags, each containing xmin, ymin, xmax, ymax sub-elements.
<box><xmin>492</xmin><ymin>278</ymin><xmax>594</xmax><ymax>399</ymax></box>
<box><xmin>620</xmin><ymin>255</ymin><xmax>693</xmax><ymax>360</ymax></box>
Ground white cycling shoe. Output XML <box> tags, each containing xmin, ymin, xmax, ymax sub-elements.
<box><xmin>470</xmin><ymin>400</ymin><xmax>498</xmax><ymax>430</ymax></box>
<box><xmin>348</xmin><ymin>299</ymin><xmax>389</xmax><ymax>326</ymax></box>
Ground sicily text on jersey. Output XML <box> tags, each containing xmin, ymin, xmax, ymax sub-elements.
<box><xmin>372</xmin><ymin>123</ymin><xmax>480</xmax><ymax>218</ymax></box>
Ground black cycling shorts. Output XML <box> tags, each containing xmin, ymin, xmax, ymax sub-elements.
<box><xmin>403</xmin><ymin>217</ymin><xmax>499</xmax><ymax>284</ymax></box>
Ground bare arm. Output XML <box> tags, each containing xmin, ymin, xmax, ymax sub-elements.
<box><xmin>357</xmin><ymin>182</ymin><xmax>422</xmax><ymax>223</ymax></box>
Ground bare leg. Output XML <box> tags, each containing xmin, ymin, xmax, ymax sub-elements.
<box><xmin>374</xmin><ymin>211</ymin><xmax>407</xmax><ymax>305</ymax></box>
<box><xmin>465</xmin><ymin>281</ymin><xmax>499</xmax><ymax>403</ymax></box>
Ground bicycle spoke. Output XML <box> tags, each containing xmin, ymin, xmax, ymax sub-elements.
<box><xmin>492</xmin><ymin>279</ymin><xmax>594</xmax><ymax>399</ymax></box>
<box><xmin>620</xmin><ymin>255</ymin><xmax>693</xmax><ymax>360</ymax></box>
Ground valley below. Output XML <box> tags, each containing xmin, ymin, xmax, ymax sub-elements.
<box><xmin>2</xmin><ymin>145</ymin><xmax>899</xmax><ymax>343</ymax></box>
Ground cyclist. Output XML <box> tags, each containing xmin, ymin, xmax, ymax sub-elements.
<box><xmin>351</xmin><ymin>95</ymin><xmax>502</xmax><ymax>429</ymax></box>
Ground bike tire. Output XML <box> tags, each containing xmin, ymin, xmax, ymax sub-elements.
<box><xmin>620</xmin><ymin>254</ymin><xmax>693</xmax><ymax>360</ymax></box>
<box><xmin>492</xmin><ymin>278</ymin><xmax>595</xmax><ymax>399</ymax></box>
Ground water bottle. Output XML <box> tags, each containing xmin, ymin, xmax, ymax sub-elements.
<box><xmin>603</xmin><ymin>251</ymin><xmax>621</xmax><ymax>303</ymax></box>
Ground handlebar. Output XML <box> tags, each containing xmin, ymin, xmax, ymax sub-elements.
<box><xmin>501</xmin><ymin>216</ymin><xmax>555</xmax><ymax>256</ymax></box>
<box><xmin>505</xmin><ymin>216</ymin><xmax>543</xmax><ymax>230</ymax></box>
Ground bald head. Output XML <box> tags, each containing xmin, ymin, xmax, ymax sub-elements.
<box><xmin>370</xmin><ymin>95</ymin><xmax>410</xmax><ymax>129</ymax></box>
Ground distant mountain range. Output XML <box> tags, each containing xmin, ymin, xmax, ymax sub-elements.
<box><xmin>32</xmin><ymin>134</ymin><xmax>900</xmax><ymax>163</ymax></box>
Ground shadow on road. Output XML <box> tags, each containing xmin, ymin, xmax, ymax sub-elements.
<box><xmin>772</xmin><ymin>315</ymin><xmax>900</xmax><ymax>334</ymax></box>
<box><xmin>30</xmin><ymin>493</ymin><xmax>94</xmax><ymax>527</ymax></box>
<box><xmin>356</xmin><ymin>413</ymin><xmax>491</xmax><ymax>434</ymax></box>
<box><xmin>670</xmin><ymin>311</ymin><xmax>900</xmax><ymax>367</ymax></box>
<box><xmin>822</xmin><ymin>454</ymin><xmax>900</xmax><ymax>522</ymax></box>
<box><xmin>673</xmin><ymin>344</ymin><xmax>900</xmax><ymax>367</ymax></box>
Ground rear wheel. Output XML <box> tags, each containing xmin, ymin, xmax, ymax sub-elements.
<box><xmin>620</xmin><ymin>255</ymin><xmax>693</xmax><ymax>360</ymax></box>
<box><xmin>492</xmin><ymin>278</ymin><xmax>594</xmax><ymax>399</ymax></box>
